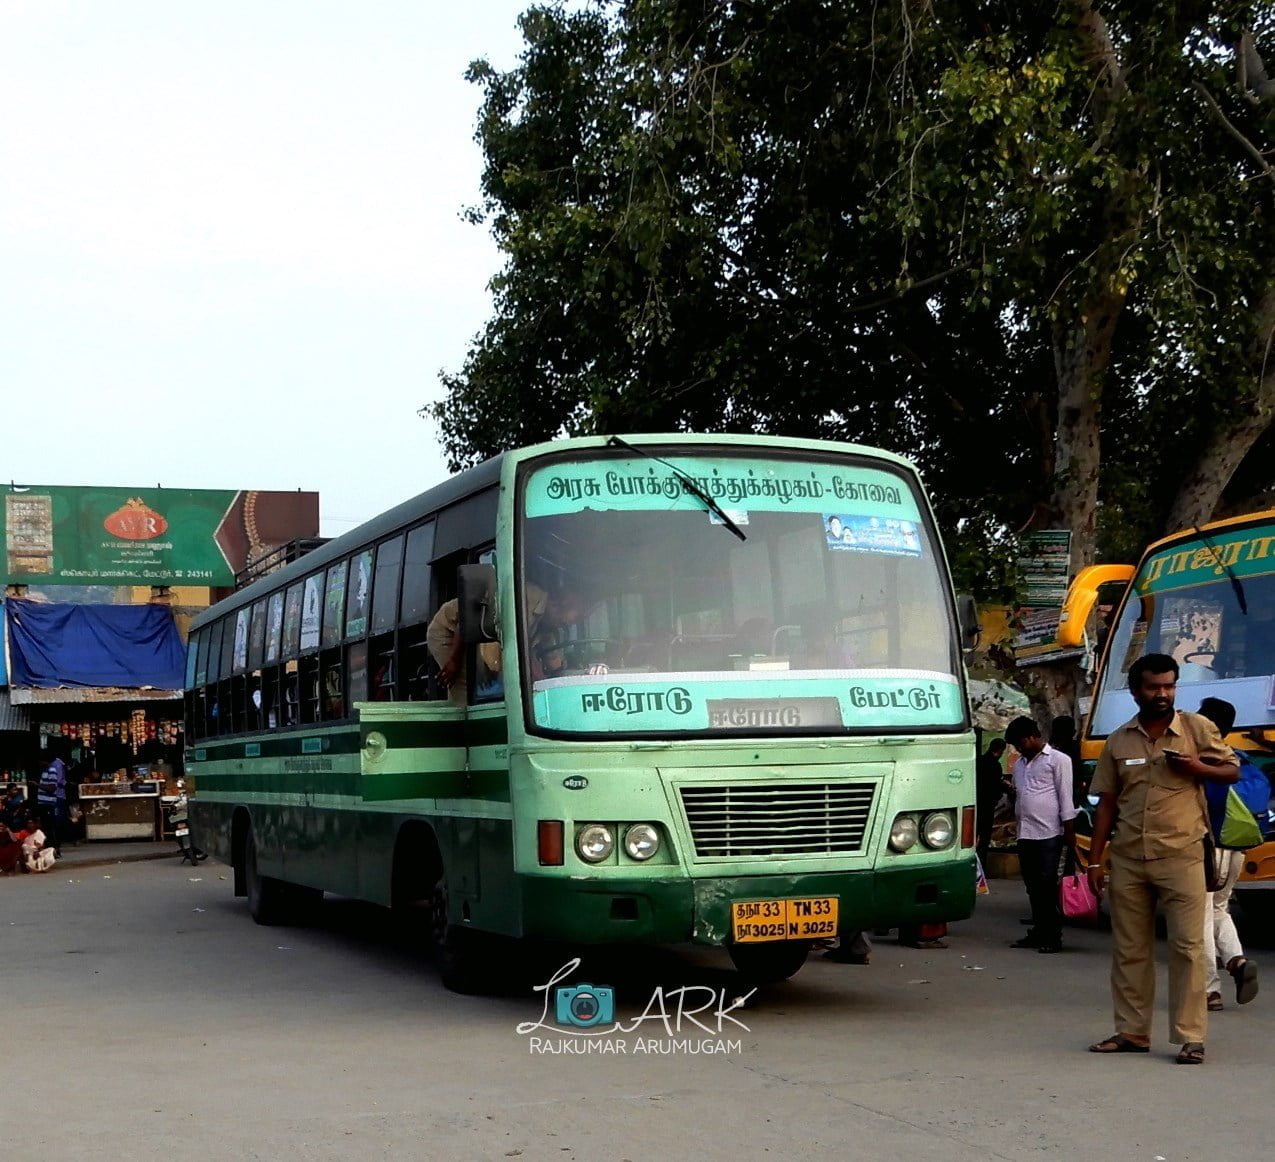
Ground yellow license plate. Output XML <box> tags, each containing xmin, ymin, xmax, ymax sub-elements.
<box><xmin>731</xmin><ymin>896</ymin><xmax>839</xmax><ymax>943</ymax></box>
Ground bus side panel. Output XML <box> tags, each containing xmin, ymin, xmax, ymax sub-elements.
<box><xmin>475</xmin><ymin>818</ymin><xmax>518</xmax><ymax>934</ymax></box>
<box><xmin>357</xmin><ymin>809</ymin><xmax>397</xmax><ymax>907</ymax></box>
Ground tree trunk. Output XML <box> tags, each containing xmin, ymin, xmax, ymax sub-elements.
<box><xmin>1165</xmin><ymin>281</ymin><xmax>1275</xmax><ymax>530</ymax></box>
<box><xmin>1025</xmin><ymin>284</ymin><xmax>1127</xmax><ymax>725</ymax></box>
<box><xmin>1050</xmin><ymin>293</ymin><xmax>1123</xmax><ymax>574</ymax></box>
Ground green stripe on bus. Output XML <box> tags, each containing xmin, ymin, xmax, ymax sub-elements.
<box><xmin>188</xmin><ymin>714</ymin><xmax>508</xmax><ymax>763</ymax></box>
<box><xmin>191</xmin><ymin>766</ymin><xmax>510</xmax><ymax>802</ymax></box>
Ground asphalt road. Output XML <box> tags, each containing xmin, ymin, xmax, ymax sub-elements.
<box><xmin>7</xmin><ymin>858</ymin><xmax>1272</xmax><ymax>1161</ymax></box>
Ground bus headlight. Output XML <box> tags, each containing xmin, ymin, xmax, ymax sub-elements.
<box><xmin>623</xmin><ymin>823</ymin><xmax>660</xmax><ymax>861</ymax></box>
<box><xmin>577</xmin><ymin>824</ymin><xmax>615</xmax><ymax>863</ymax></box>
<box><xmin>921</xmin><ymin>811</ymin><xmax>955</xmax><ymax>850</ymax></box>
<box><xmin>888</xmin><ymin>814</ymin><xmax>919</xmax><ymax>852</ymax></box>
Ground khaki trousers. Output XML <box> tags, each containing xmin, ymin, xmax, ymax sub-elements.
<box><xmin>1107</xmin><ymin>848</ymin><xmax>1208</xmax><ymax>1044</ymax></box>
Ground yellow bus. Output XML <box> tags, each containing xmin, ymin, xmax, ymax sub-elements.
<box><xmin>1059</xmin><ymin>511</ymin><xmax>1275</xmax><ymax>929</ymax></box>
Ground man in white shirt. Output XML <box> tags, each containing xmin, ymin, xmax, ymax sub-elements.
<box><xmin>1005</xmin><ymin>716</ymin><xmax>1077</xmax><ymax>954</ymax></box>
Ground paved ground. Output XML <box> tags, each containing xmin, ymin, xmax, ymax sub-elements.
<box><xmin>5</xmin><ymin>860</ymin><xmax>1272</xmax><ymax>1161</ymax></box>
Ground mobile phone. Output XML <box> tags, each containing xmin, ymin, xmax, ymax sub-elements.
<box><xmin>1162</xmin><ymin>748</ymin><xmax>1183</xmax><ymax>758</ymax></box>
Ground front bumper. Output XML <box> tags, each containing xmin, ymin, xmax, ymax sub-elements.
<box><xmin>517</xmin><ymin>856</ymin><xmax>976</xmax><ymax>945</ymax></box>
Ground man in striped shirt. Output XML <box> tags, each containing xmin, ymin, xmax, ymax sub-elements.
<box><xmin>1005</xmin><ymin>716</ymin><xmax>1077</xmax><ymax>954</ymax></box>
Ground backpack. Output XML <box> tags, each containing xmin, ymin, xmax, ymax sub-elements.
<box><xmin>1205</xmin><ymin>752</ymin><xmax>1271</xmax><ymax>850</ymax></box>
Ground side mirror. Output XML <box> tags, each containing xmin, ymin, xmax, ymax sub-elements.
<box><xmin>1057</xmin><ymin>564</ymin><xmax>1134</xmax><ymax>647</ymax></box>
<box><xmin>956</xmin><ymin>594</ymin><xmax>980</xmax><ymax>650</ymax></box>
<box><xmin>457</xmin><ymin>564</ymin><xmax>498</xmax><ymax>643</ymax></box>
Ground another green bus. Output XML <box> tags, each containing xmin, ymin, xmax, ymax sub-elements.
<box><xmin>185</xmin><ymin>434</ymin><xmax>978</xmax><ymax>990</ymax></box>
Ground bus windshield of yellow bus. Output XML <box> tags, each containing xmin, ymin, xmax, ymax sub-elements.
<box><xmin>1091</xmin><ymin>521</ymin><xmax>1275</xmax><ymax>736</ymax></box>
<box><xmin>518</xmin><ymin>451</ymin><xmax>965</xmax><ymax>735</ymax></box>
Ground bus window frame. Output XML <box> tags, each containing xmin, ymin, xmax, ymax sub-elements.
<box><xmin>512</xmin><ymin>444</ymin><xmax>968</xmax><ymax>741</ymax></box>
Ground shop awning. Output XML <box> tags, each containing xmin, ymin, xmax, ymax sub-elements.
<box><xmin>4</xmin><ymin>599</ymin><xmax>187</xmax><ymax>691</ymax></box>
<box><xmin>0</xmin><ymin>688</ymin><xmax>30</xmax><ymax>732</ymax></box>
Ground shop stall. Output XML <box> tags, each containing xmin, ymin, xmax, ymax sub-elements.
<box><xmin>38</xmin><ymin>706</ymin><xmax>184</xmax><ymax>842</ymax></box>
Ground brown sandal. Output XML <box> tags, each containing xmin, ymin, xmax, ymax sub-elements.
<box><xmin>1207</xmin><ymin>991</ymin><xmax>1224</xmax><ymax>1011</ymax></box>
<box><xmin>1175</xmin><ymin>1042</ymin><xmax>1205</xmax><ymax>1065</ymax></box>
<box><xmin>1088</xmin><ymin>1034</ymin><xmax>1150</xmax><ymax>1053</ymax></box>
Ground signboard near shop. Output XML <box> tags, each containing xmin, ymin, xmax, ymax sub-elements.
<box><xmin>2</xmin><ymin>486</ymin><xmax>318</xmax><ymax>587</ymax></box>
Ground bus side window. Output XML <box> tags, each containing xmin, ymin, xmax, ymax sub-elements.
<box><xmin>399</xmin><ymin>523</ymin><xmax>437</xmax><ymax>701</ymax></box>
<box><xmin>300</xmin><ymin>655</ymin><xmax>321</xmax><ymax>724</ymax></box>
<box><xmin>283</xmin><ymin>659</ymin><xmax>300</xmax><ymax>726</ymax></box>
<box><xmin>320</xmin><ymin>559</ymin><xmax>348</xmax><ymax>720</ymax></box>
<box><xmin>218</xmin><ymin>615</ymin><xmax>237</xmax><ymax>735</ymax></box>
<box><xmin>472</xmin><ymin>545</ymin><xmax>503</xmax><ymax>703</ymax></box>
<box><xmin>348</xmin><ymin>639</ymin><xmax>369</xmax><ymax>706</ymax></box>
<box><xmin>260</xmin><ymin>665</ymin><xmax>279</xmax><ymax>729</ymax></box>
<box><xmin>370</xmin><ymin>535</ymin><xmax>404</xmax><ymax>701</ymax></box>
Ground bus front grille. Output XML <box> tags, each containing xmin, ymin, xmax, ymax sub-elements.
<box><xmin>678</xmin><ymin>782</ymin><xmax>877</xmax><ymax>858</ymax></box>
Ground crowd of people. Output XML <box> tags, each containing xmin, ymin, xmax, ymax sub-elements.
<box><xmin>973</xmin><ymin>653</ymin><xmax>1273</xmax><ymax>1065</ymax></box>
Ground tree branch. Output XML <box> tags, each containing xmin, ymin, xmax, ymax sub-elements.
<box><xmin>843</xmin><ymin>261</ymin><xmax>973</xmax><ymax>315</ymax></box>
<box><xmin>1071</xmin><ymin>0</ymin><xmax>1126</xmax><ymax>100</ymax></box>
<box><xmin>1239</xmin><ymin>31</ymin><xmax>1275</xmax><ymax>104</ymax></box>
<box><xmin>1193</xmin><ymin>82</ymin><xmax>1275</xmax><ymax>186</ymax></box>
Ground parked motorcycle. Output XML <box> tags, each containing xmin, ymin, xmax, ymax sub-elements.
<box><xmin>168</xmin><ymin>780</ymin><xmax>206</xmax><ymax>866</ymax></box>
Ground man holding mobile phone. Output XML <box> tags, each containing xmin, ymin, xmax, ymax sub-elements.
<box><xmin>1086</xmin><ymin>653</ymin><xmax>1238</xmax><ymax>1065</ymax></box>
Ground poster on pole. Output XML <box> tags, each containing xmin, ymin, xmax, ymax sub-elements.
<box><xmin>1013</xmin><ymin>529</ymin><xmax>1083</xmax><ymax>665</ymax></box>
<box><xmin>1018</xmin><ymin>529</ymin><xmax>1072</xmax><ymax>607</ymax></box>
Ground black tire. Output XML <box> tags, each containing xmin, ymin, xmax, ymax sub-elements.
<box><xmin>429</xmin><ymin>875</ymin><xmax>496</xmax><ymax>994</ymax></box>
<box><xmin>728</xmin><ymin>941</ymin><xmax>811</xmax><ymax>984</ymax></box>
<box><xmin>244</xmin><ymin>827</ymin><xmax>292</xmax><ymax>926</ymax></box>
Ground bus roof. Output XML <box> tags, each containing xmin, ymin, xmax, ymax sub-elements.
<box><xmin>190</xmin><ymin>452</ymin><xmax>504</xmax><ymax>631</ymax></box>
<box><xmin>1139</xmin><ymin>507</ymin><xmax>1275</xmax><ymax>560</ymax></box>
<box><xmin>189</xmin><ymin>433</ymin><xmax>926</xmax><ymax>631</ymax></box>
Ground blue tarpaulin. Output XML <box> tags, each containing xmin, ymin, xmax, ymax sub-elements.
<box><xmin>4</xmin><ymin>599</ymin><xmax>186</xmax><ymax>690</ymax></box>
<box><xmin>0</xmin><ymin>599</ymin><xmax>7</xmax><ymax>685</ymax></box>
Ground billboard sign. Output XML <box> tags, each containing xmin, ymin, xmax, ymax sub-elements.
<box><xmin>2</xmin><ymin>486</ymin><xmax>319</xmax><ymax>586</ymax></box>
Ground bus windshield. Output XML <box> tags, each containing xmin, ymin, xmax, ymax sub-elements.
<box><xmin>1091</xmin><ymin>520</ymin><xmax>1275</xmax><ymax>736</ymax></box>
<box><xmin>517</xmin><ymin>450</ymin><xmax>965</xmax><ymax>736</ymax></box>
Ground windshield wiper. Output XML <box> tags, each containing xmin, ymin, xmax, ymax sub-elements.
<box><xmin>606</xmin><ymin>435</ymin><xmax>747</xmax><ymax>541</ymax></box>
<box><xmin>1194</xmin><ymin>525</ymin><xmax>1247</xmax><ymax>615</ymax></box>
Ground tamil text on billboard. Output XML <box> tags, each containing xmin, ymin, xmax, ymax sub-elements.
<box><xmin>2</xmin><ymin>486</ymin><xmax>319</xmax><ymax>586</ymax></box>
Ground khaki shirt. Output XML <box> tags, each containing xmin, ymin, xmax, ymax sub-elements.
<box><xmin>1091</xmin><ymin>710</ymin><xmax>1234</xmax><ymax>860</ymax></box>
<box><xmin>424</xmin><ymin>585</ymin><xmax>550</xmax><ymax>700</ymax></box>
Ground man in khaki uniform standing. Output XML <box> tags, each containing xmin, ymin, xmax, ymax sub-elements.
<box><xmin>1087</xmin><ymin>653</ymin><xmax>1238</xmax><ymax>1065</ymax></box>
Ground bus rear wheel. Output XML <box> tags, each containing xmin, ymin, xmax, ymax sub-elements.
<box><xmin>728</xmin><ymin>941</ymin><xmax>811</xmax><ymax>984</ymax></box>
<box><xmin>245</xmin><ymin>828</ymin><xmax>293</xmax><ymax>926</ymax></box>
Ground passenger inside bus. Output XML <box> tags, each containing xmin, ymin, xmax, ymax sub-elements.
<box><xmin>426</xmin><ymin>583</ymin><xmax>591</xmax><ymax>704</ymax></box>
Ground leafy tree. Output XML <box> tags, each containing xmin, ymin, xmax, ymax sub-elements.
<box><xmin>434</xmin><ymin>0</ymin><xmax>1275</xmax><ymax>601</ymax></box>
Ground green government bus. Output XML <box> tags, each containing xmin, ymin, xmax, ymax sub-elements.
<box><xmin>184</xmin><ymin>434</ymin><xmax>979</xmax><ymax>990</ymax></box>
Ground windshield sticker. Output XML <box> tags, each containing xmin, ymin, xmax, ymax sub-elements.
<box><xmin>1136</xmin><ymin>528</ymin><xmax>1275</xmax><ymax>595</ymax></box>
<box><xmin>532</xmin><ymin>672</ymin><xmax>963</xmax><ymax>733</ymax></box>
<box><xmin>824</xmin><ymin>514</ymin><xmax>922</xmax><ymax>557</ymax></box>
<box><xmin>526</xmin><ymin>456</ymin><xmax>922</xmax><ymax>521</ymax></box>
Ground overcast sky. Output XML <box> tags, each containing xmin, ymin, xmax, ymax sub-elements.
<box><xmin>1</xmin><ymin>0</ymin><xmax>529</xmax><ymax>537</ymax></box>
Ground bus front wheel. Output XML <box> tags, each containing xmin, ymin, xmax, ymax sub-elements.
<box><xmin>728</xmin><ymin>941</ymin><xmax>811</xmax><ymax>984</ymax></box>
<box><xmin>430</xmin><ymin>876</ymin><xmax>495</xmax><ymax>994</ymax></box>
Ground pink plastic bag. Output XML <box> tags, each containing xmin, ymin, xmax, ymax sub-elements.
<box><xmin>1059</xmin><ymin>872</ymin><xmax>1099</xmax><ymax>923</ymax></box>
